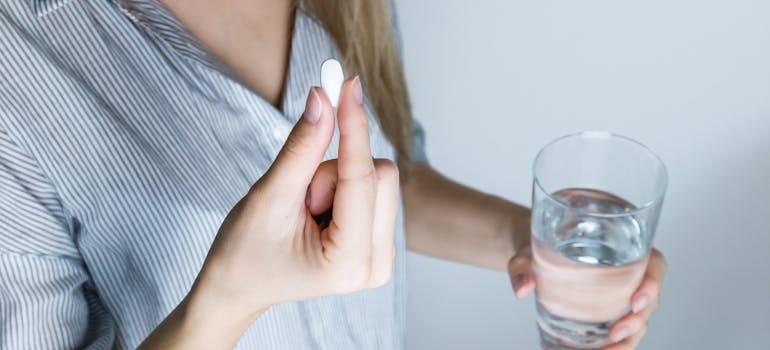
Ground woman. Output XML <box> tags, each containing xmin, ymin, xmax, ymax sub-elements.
<box><xmin>0</xmin><ymin>0</ymin><xmax>666</xmax><ymax>349</ymax></box>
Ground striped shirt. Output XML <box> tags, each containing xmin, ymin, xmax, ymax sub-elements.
<box><xmin>0</xmin><ymin>0</ymin><xmax>426</xmax><ymax>349</ymax></box>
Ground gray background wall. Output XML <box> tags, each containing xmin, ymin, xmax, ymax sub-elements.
<box><xmin>394</xmin><ymin>1</ymin><xmax>770</xmax><ymax>349</ymax></box>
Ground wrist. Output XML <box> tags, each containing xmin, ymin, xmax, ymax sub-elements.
<box><xmin>181</xmin><ymin>285</ymin><xmax>265</xmax><ymax>347</ymax></box>
<box><xmin>183</xmin><ymin>275</ymin><xmax>269</xmax><ymax>343</ymax></box>
<box><xmin>138</xmin><ymin>278</ymin><xmax>267</xmax><ymax>350</ymax></box>
<box><xmin>485</xmin><ymin>195</ymin><xmax>532</xmax><ymax>269</ymax></box>
<box><xmin>189</xmin><ymin>272</ymin><xmax>269</xmax><ymax>321</ymax></box>
<box><xmin>500</xmin><ymin>200</ymin><xmax>532</xmax><ymax>254</ymax></box>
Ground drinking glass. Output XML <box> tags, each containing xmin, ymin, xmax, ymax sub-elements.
<box><xmin>531</xmin><ymin>131</ymin><xmax>667</xmax><ymax>350</ymax></box>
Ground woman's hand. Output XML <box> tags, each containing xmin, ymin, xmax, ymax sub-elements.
<box><xmin>199</xmin><ymin>76</ymin><xmax>399</xmax><ymax>311</ymax></box>
<box><xmin>508</xmin><ymin>246</ymin><xmax>667</xmax><ymax>350</ymax></box>
<box><xmin>139</xmin><ymin>77</ymin><xmax>399</xmax><ymax>349</ymax></box>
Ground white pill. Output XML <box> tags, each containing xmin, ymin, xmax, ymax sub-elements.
<box><xmin>321</xmin><ymin>59</ymin><xmax>344</xmax><ymax>108</ymax></box>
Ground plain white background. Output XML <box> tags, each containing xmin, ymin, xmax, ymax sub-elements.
<box><xmin>394</xmin><ymin>1</ymin><xmax>770</xmax><ymax>349</ymax></box>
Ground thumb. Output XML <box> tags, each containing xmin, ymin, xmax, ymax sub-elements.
<box><xmin>508</xmin><ymin>245</ymin><xmax>536</xmax><ymax>299</ymax></box>
<box><xmin>265</xmin><ymin>87</ymin><xmax>335</xmax><ymax>194</ymax></box>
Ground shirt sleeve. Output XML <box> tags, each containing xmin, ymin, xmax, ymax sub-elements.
<box><xmin>390</xmin><ymin>0</ymin><xmax>429</xmax><ymax>164</ymax></box>
<box><xmin>0</xmin><ymin>127</ymin><xmax>115</xmax><ymax>350</ymax></box>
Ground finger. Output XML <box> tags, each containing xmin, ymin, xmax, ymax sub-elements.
<box><xmin>604</xmin><ymin>323</ymin><xmax>648</xmax><ymax>350</ymax></box>
<box><xmin>327</xmin><ymin>77</ymin><xmax>376</xmax><ymax>255</ymax></box>
<box><xmin>336</xmin><ymin>76</ymin><xmax>374</xmax><ymax>181</ymax></box>
<box><xmin>631</xmin><ymin>248</ymin><xmax>667</xmax><ymax>313</ymax></box>
<box><xmin>307</xmin><ymin>159</ymin><xmax>338</xmax><ymax>216</ymax></box>
<box><xmin>306</xmin><ymin>160</ymin><xmax>338</xmax><ymax>229</ymax></box>
<box><xmin>631</xmin><ymin>295</ymin><xmax>659</xmax><ymax>323</ymax></box>
<box><xmin>265</xmin><ymin>87</ymin><xmax>335</xmax><ymax>197</ymax></box>
<box><xmin>368</xmin><ymin>159</ymin><xmax>400</xmax><ymax>288</ymax></box>
<box><xmin>507</xmin><ymin>246</ymin><xmax>535</xmax><ymax>299</ymax></box>
<box><xmin>609</xmin><ymin>312</ymin><xmax>647</xmax><ymax>344</ymax></box>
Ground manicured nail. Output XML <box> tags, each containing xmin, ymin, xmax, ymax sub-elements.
<box><xmin>303</xmin><ymin>88</ymin><xmax>321</xmax><ymax>123</ymax></box>
<box><xmin>351</xmin><ymin>76</ymin><xmax>363</xmax><ymax>105</ymax></box>
<box><xmin>632</xmin><ymin>293</ymin><xmax>650</xmax><ymax>313</ymax></box>
<box><xmin>611</xmin><ymin>325</ymin><xmax>632</xmax><ymax>343</ymax></box>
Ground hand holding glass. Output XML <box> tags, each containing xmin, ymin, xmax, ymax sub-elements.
<box><xmin>531</xmin><ymin>132</ymin><xmax>667</xmax><ymax>350</ymax></box>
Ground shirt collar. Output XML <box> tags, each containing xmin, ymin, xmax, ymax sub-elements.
<box><xmin>30</xmin><ymin>0</ymin><xmax>77</xmax><ymax>16</ymax></box>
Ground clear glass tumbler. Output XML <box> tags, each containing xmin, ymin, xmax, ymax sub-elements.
<box><xmin>531</xmin><ymin>131</ymin><xmax>667</xmax><ymax>350</ymax></box>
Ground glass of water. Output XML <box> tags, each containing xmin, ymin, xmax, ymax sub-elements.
<box><xmin>531</xmin><ymin>131</ymin><xmax>667</xmax><ymax>350</ymax></box>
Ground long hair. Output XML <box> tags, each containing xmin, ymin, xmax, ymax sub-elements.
<box><xmin>306</xmin><ymin>0</ymin><xmax>414</xmax><ymax>169</ymax></box>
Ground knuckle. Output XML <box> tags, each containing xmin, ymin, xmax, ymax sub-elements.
<box><xmin>340</xmin><ymin>112</ymin><xmax>369</xmax><ymax>135</ymax></box>
<box><xmin>283</xmin><ymin>134</ymin><xmax>314</xmax><ymax>157</ymax></box>
<box><xmin>355</xmin><ymin>112</ymin><xmax>369</xmax><ymax>130</ymax></box>
<box><xmin>374</xmin><ymin>159</ymin><xmax>400</xmax><ymax>183</ymax></box>
<box><xmin>342</xmin><ymin>164</ymin><xmax>378</xmax><ymax>184</ymax></box>
<box><xmin>363</xmin><ymin>166</ymin><xmax>378</xmax><ymax>183</ymax></box>
<box><xmin>506</xmin><ymin>256</ymin><xmax>518</xmax><ymax>272</ymax></box>
<box><xmin>645</xmin><ymin>278</ymin><xmax>662</xmax><ymax>293</ymax></box>
<box><xmin>630</xmin><ymin>314</ymin><xmax>646</xmax><ymax>329</ymax></box>
<box><xmin>507</xmin><ymin>253</ymin><xmax>530</xmax><ymax>270</ymax></box>
<box><xmin>358</xmin><ymin>170</ymin><xmax>379</xmax><ymax>193</ymax></box>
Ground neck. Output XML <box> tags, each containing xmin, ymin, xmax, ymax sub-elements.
<box><xmin>159</xmin><ymin>0</ymin><xmax>295</xmax><ymax>108</ymax></box>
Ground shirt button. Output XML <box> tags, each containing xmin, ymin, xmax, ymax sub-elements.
<box><xmin>272</xmin><ymin>124</ymin><xmax>292</xmax><ymax>141</ymax></box>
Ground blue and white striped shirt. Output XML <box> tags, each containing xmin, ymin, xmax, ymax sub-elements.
<box><xmin>0</xmin><ymin>0</ymin><xmax>426</xmax><ymax>348</ymax></box>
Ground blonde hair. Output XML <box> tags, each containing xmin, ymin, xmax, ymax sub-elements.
<box><xmin>306</xmin><ymin>0</ymin><xmax>414</xmax><ymax>168</ymax></box>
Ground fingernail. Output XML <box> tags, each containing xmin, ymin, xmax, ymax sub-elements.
<box><xmin>611</xmin><ymin>325</ymin><xmax>632</xmax><ymax>343</ymax></box>
<box><xmin>303</xmin><ymin>88</ymin><xmax>321</xmax><ymax>123</ymax></box>
<box><xmin>632</xmin><ymin>293</ymin><xmax>650</xmax><ymax>313</ymax></box>
<box><xmin>351</xmin><ymin>76</ymin><xmax>363</xmax><ymax>105</ymax></box>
